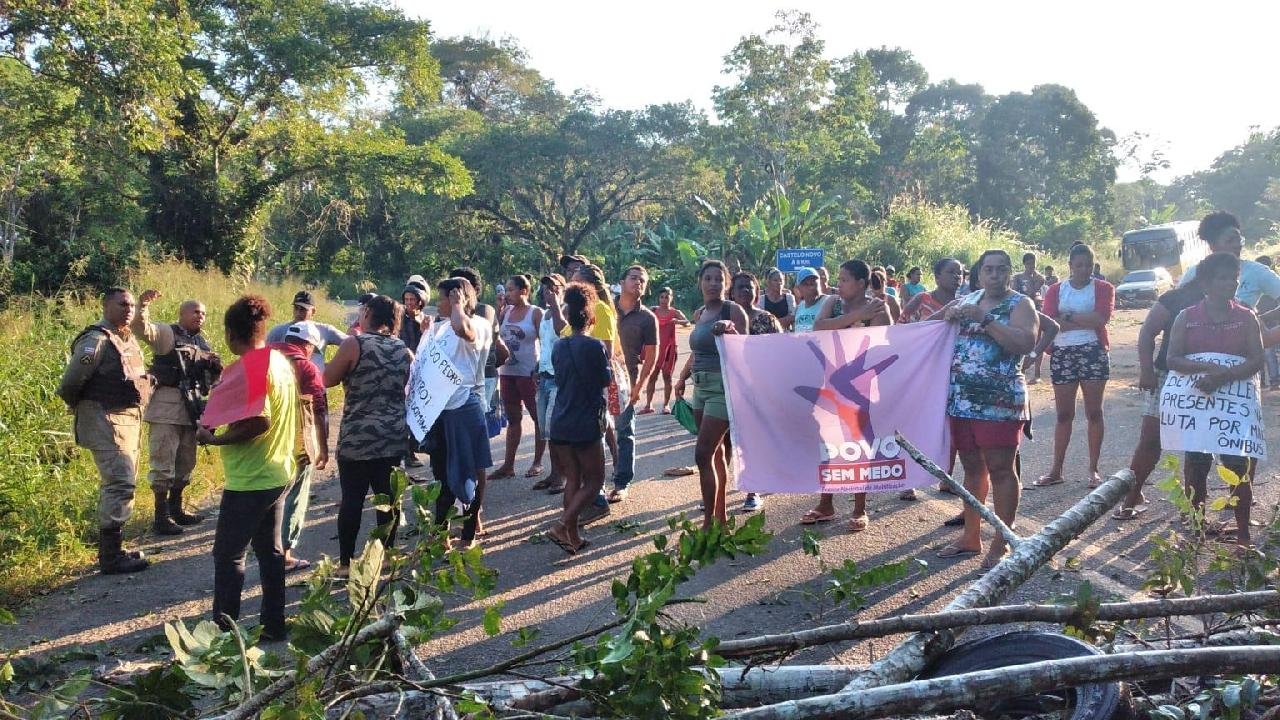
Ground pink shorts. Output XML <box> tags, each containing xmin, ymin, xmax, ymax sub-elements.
<box><xmin>950</xmin><ymin>417</ymin><xmax>1023</xmax><ymax>452</ymax></box>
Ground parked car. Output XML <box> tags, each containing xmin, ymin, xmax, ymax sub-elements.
<box><xmin>1115</xmin><ymin>267</ymin><xmax>1173</xmax><ymax>308</ymax></box>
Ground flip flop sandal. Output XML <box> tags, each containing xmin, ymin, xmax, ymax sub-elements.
<box><xmin>608</xmin><ymin>488</ymin><xmax>629</xmax><ymax>503</ymax></box>
<box><xmin>800</xmin><ymin>510</ymin><xmax>837</xmax><ymax>525</ymax></box>
<box><xmin>531</xmin><ymin>477</ymin><xmax>554</xmax><ymax>490</ymax></box>
<box><xmin>546</xmin><ymin>530</ymin><xmax>578</xmax><ymax>556</ymax></box>
<box><xmin>848</xmin><ymin>515</ymin><xmax>870</xmax><ymax>532</ymax></box>
<box><xmin>1087</xmin><ymin>474</ymin><xmax>1104</xmax><ymax>489</ymax></box>
<box><xmin>898</xmin><ymin>488</ymin><xmax>919</xmax><ymax>501</ymax></box>
<box><xmin>936</xmin><ymin>545</ymin><xmax>979</xmax><ymax>558</ymax></box>
<box><xmin>490</xmin><ymin>468</ymin><xmax>515</xmax><ymax>480</ymax></box>
<box><xmin>284</xmin><ymin>558</ymin><xmax>312</xmax><ymax>574</ymax></box>
<box><xmin>524</xmin><ymin>465</ymin><xmax>543</xmax><ymax>478</ymax></box>
<box><xmin>663</xmin><ymin>466</ymin><xmax>696</xmax><ymax>477</ymax></box>
<box><xmin>1113</xmin><ymin>504</ymin><xmax>1150</xmax><ymax>520</ymax></box>
<box><xmin>1032</xmin><ymin>475</ymin><xmax>1065</xmax><ymax>487</ymax></box>
<box><xmin>943</xmin><ymin>512</ymin><xmax>966</xmax><ymax>527</ymax></box>
<box><xmin>637</xmin><ymin>408</ymin><xmax>655</xmax><ymax>415</ymax></box>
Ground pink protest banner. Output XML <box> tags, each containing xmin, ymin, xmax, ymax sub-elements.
<box><xmin>719</xmin><ymin>321</ymin><xmax>956</xmax><ymax>494</ymax></box>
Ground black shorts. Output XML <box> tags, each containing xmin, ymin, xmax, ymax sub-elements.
<box><xmin>1050</xmin><ymin>342</ymin><xmax>1110</xmax><ymax>385</ymax></box>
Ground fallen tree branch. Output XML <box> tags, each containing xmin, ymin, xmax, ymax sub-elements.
<box><xmin>897</xmin><ymin>433</ymin><xmax>1020</xmax><ymax>549</ymax></box>
<box><xmin>211</xmin><ymin>613</ymin><xmax>401</xmax><ymax>720</ymax></box>
<box><xmin>717</xmin><ymin>589</ymin><xmax>1280</xmax><ymax>658</ymax></box>
<box><xmin>724</xmin><ymin>645</ymin><xmax>1280</xmax><ymax>720</ymax></box>
<box><xmin>392</xmin><ymin>629</ymin><xmax>458</xmax><ymax>720</ymax></box>
<box><xmin>837</xmin><ymin>467</ymin><xmax>1136</xmax><ymax>693</ymax></box>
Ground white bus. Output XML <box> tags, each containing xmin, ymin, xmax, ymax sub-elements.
<box><xmin>1120</xmin><ymin>221</ymin><xmax>1207</xmax><ymax>278</ymax></box>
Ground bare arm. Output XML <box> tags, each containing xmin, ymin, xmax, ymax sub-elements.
<box><xmin>1136</xmin><ymin>302</ymin><xmax>1170</xmax><ymax>389</ymax></box>
<box><xmin>983</xmin><ymin>297</ymin><xmax>1038</xmax><ymax>355</ymax></box>
<box><xmin>197</xmin><ymin>416</ymin><xmax>270</xmax><ymax>446</ymax></box>
<box><xmin>323</xmin><ymin>336</ymin><xmax>360</xmax><ymax>388</ymax></box>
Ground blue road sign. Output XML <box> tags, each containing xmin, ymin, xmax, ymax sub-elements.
<box><xmin>776</xmin><ymin>248</ymin><xmax>825</xmax><ymax>272</ymax></box>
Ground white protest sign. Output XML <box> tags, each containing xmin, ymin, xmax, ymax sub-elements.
<box><xmin>1159</xmin><ymin>352</ymin><xmax>1266</xmax><ymax>460</ymax></box>
<box><xmin>405</xmin><ymin>329</ymin><xmax>465</xmax><ymax>442</ymax></box>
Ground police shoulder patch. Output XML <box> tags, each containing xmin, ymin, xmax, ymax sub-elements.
<box><xmin>80</xmin><ymin>352</ymin><xmax>95</xmax><ymax>365</ymax></box>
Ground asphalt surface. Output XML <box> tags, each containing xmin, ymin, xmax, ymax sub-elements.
<box><xmin>5</xmin><ymin>308</ymin><xmax>1280</xmax><ymax>697</ymax></box>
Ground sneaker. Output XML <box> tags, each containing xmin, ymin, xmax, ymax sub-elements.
<box><xmin>742</xmin><ymin>493</ymin><xmax>763</xmax><ymax>512</ymax></box>
<box><xmin>578</xmin><ymin>503</ymin><xmax>611</xmax><ymax>527</ymax></box>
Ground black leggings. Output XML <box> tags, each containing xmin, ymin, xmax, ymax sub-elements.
<box><xmin>337</xmin><ymin>456</ymin><xmax>399</xmax><ymax>564</ymax></box>
<box><xmin>211</xmin><ymin>486</ymin><xmax>286</xmax><ymax>635</ymax></box>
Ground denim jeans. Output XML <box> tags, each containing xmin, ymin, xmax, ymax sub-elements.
<box><xmin>212</xmin><ymin>485</ymin><xmax>287</xmax><ymax>635</ymax></box>
<box><xmin>281</xmin><ymin>461</ymin><xmax>312</xmax><ymax>551</ymax></box>
<box><xmin>535</xmin><ymin>373</ymin><xmax>558</xmax><ymax>440</ymax></box>
<box><xmin>611</xmin><ymin>403</ymin><xmax>636</xmax><ymax>490</ymax></box>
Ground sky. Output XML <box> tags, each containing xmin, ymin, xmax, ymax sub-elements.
<box><xmin>405</xmin><ymin>0</ymin><xmax>1278</xmax><ymax>184</ymax></box>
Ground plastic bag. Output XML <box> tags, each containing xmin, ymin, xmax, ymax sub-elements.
<box><xmin>672</xmin><ymin>397</ymin><xmax>698</xmax><ymax>435</ymax></box>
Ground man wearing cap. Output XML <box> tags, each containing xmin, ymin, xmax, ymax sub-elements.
<box><xmin>791</xmin><ymin>267</ymin><xmax>831</xmax><ymax>333</ymax></box>
<box><xmin>132</xmin><ymin>289</ymin><xmax>222</xmax><ymax>535</ymax></box>
<box><xmin>266</xmin><ymin>290</ymin><xmax>348</xmax><ymax>370</ymax></box>
<box><xmin>269</xmin><ymin>321</ymin><xmax>330</xmax><ymax>573</ymax></box>
<box><xmin>559</xmin><ymin>254</ymin><xmax>588</xmax><ymax>278</ymax></box>
<box><xmin>57</xmin><ymin>287</ymin><xmax>152</xmax><ymax>574</ymax></box>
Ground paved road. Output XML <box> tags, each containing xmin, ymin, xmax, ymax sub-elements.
<box><xmin>5</xmin><ymin>309</ymin><xmax>1278</xmax><ymax>686</ymax></box>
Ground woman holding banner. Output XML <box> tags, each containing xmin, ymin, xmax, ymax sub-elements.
<box><xmin>806</xmin><ymin>259</ymin><xmax>891</xmax><ymax>530</ymax></box>
<box><xmin>324</xmin><ymin>296</ymin><xmax>411</xmax><ymax>575</ymax></box>
<box><xmin>426</xmin><ymin>278</ymin><xmax>494</xmax><ymax>549</ymax></box>
<box><xmin>902</xmin><ymin>257</ymin><xmax>963</xmax><ymax>324</ymax></box>
<box><xmin>1165</xmin><ymin>252</ymin><xmax>1263</xmax><ymax>546</ymax></box>
<box><xmin>939</xmin><ymin>249</ymin><xmax>1038</xmax><ymax>568</ymax></box>
<box><xmin>674</xmin><ymin>260</ymin><xmax>748</xmax><ymax>528</ymax></box>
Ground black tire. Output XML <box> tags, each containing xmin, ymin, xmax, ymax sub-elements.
<box><xmin>917</xmin><ymin>630</ymin><xmax>1122</xmax><ymax>720</ymax></box>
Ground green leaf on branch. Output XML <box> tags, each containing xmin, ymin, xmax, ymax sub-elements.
<box><xmin>348</xmin><ymin>539</ymin><xmax>385</xmax><ymax>615</ymax></box>
<box><xmin>482</xmin><ymin>602</ymin><xmax>504</xmax><ymax>636</ymax></box>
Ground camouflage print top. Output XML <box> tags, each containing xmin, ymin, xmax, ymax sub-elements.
<box><xmin>337</xmin><ymin>332</ymin><xmax>411</xmax><ymax>461</ymax></box>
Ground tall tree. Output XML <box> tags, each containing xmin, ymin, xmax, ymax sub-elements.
<box><xmin>974</xmin><ymin>84</ymin><xmax>1117</xmax><ymax>250</ymax></box>
<box><xmin>712</xmin><ymin>12</ymin><xmax>876</xmax><ymax>205</ymax></box>
<box><xmin>432</xmin><ymin>36</ymin><xmax>564</xmax><ymax>121</ymax></box>
<box><xmin>144</xmin><ymin>0</ymin><xmax>470</xmax><ymax>272</ymax></box>
<box><xmin>457</xmin><ymin>102</ymin><xmax>707</xmax><ymax>264</ymax></box>
<box><xmin>0</xmin><ymin>0</ymin><xmax>193</xmax><ymax>277</ymax></box>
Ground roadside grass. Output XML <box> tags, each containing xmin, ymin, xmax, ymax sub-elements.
<box><xmin>0</xmin><ymin>260</ymin><xmax>345</xmax><ymax>609</ymax></box>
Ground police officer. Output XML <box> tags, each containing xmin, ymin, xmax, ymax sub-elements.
<box><xmin>57</xmin><ymin>287</ymin><xmax>152</xmax><ymax>574</ymax></box>
<box><xmin>132</xmin><ymin>289</ymin><xmax>221</xmax><ymax>535</ymax></box>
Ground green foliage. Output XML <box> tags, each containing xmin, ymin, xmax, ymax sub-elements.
<box><xmin>100</xmin><ymin>663</ymin><xmax>199</xmax><ymax>720</ymax></box>
<box><xmin>833</xmin><ymin>197</ymin><xmax>1045</xmax><ymax>273</ymax></box>
<box><xmin>574</xmin><ymin>514</ymin><xmax>772</xmax><ymax>720</ymax></box>
<box><xmin>825</xmin><ymin>557</ymin><xmax>928</xmax><ymax>611</ymax></box>
<box><xmin>165</xmin><ymin>620</ymin><xmax>283</xmax><ymax>701</ymax></box>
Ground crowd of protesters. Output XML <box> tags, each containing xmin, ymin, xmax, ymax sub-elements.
<box><xmin>57</xmin><ymin>208</ymin><xmax>1279</xmax><ymax>640</ymax></box>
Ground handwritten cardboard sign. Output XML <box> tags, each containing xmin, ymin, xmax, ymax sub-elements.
<box><xmin>405</xmin><ymin>333</ymin><xmax>465</xmax><ymax>442</ymax></box>
<box><xmin>1159</xmin><ymin>352</ymin><xmax>1266</xmax><ymax>460</ymax></box>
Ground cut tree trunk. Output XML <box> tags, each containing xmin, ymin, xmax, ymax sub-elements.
<box><xmin>722</xmin><ymin>645</ymin><xmax>1280</xmax><ymax>720</ymax></box>
<box><xmin>836</xmin><ymin>468</ymin><xmax>1136</xmax><ymax>693</ymax></box>
<box><xmin>718</xmin><ymin>589</ymin><xmax>1280</xmax><ymax>658</ymax></box>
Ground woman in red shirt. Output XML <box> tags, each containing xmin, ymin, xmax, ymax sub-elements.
<box><xmin>641</xmin><ymin>287</ymin><xmax>689</xmax><ymax>414</ymax></box>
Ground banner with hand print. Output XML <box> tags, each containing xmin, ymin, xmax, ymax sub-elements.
<box><xmin>718</xmin><ymin>321</ymin><xmax>957</xmax><ymax>494</ymax></box>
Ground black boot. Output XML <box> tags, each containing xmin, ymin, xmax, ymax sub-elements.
<box><xmin>168</xmin><ymin>487</ymin><xmax>204</xmax><ymax>526</ymax></box>
<box><xmin>99</xmin><ymin>528</ymin><xmax>149</xmax><ymax>574</ymax></box>
<box><xmin>153</xmin><ymin>490</ymin><xmax>184</xmax><ymax>535</ymax></box>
